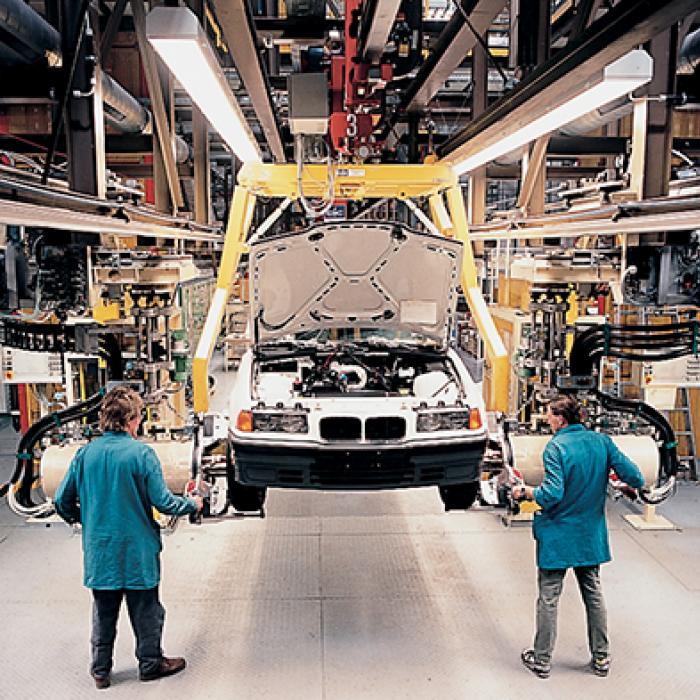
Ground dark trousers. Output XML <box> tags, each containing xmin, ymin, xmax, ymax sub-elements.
<box><xmin>534</xmin><ymin>565</ymin><xmax>609</xmax><ymax>664</ymax></box>
<box><xmin>91</xmin><ymin>587</ymin><xmax>165</xmax><ymax>677</ymax></box>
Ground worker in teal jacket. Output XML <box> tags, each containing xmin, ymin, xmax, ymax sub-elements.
<box><xmin>55</xmin><ymin>386</ymin><xmax>201</xmax><ymax>689</ymax></box>
<box><xmin>514</xmin><ymin>393</ymin><xmax>645</xmax><ymax>680</ymax></box>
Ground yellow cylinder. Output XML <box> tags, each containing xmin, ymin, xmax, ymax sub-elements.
<box><xmin>41</xmin><ymin>440</ymin><xmax>194</xmax><ymax>498</ymax></box>
<box><xmin>508</xmin><ymin>433</ymin><xmax>659</xmax><ymax>487</ymax></box>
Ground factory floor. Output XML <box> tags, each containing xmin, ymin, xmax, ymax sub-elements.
<box><xmin>1</xmin><ymin>365</ymin><xmax>700</xmax><ymax>699</ymax></box>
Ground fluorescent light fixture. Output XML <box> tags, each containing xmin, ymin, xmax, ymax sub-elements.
<box><xmin>446</xmin><ymin>50</ymin><xmax>653</xmax><ymax>176</ymax></box>
<box><xmin>146</xmin><ymin>6</ymin><xmax>262</xmax><ymax>164</ymax></box>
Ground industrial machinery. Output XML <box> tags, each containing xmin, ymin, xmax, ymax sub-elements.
<box><xmin>482</xmin><ymin>247</ymin><xmax>687</xmax><ymax>511</ymax></box>
<box><xmin>0</xmin><ymin>238</ymin><xmax>224</xmax><ymax>520</ymax></box>
<box><xmin>1</xmin><ymin>1</ymin><xmax>696</xmax><ymax>526</ymax></box>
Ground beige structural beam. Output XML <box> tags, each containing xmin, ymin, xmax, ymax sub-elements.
<box><xmin>517</xmin><ymin>135</ymin><xmax>550</xmax><ymax>214</ymax></box>
<box><xmin>211</xmin><ymin>0</ymin><xmax>286</xmax><ymax>162</ymax></box>
<box><xmin>440</xmin><ymin>187</ymin><xmax>509</xmax><ymax>414</ymax></box>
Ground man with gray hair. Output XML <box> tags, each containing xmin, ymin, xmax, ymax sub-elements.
<box><xmin>513</xmin><ymin>393</ymin><xmax>645</xmax><ymax>679</ymax></box>
<box><xmin>55</xmin><ymin>385</ymin><xmax>202</xmax><ymax>689</ymax></box>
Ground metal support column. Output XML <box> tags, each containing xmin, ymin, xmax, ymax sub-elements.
<box><xmin>511</xmin><ymin>0</ymin><xmax>550</xmax><ymax>76</ymax></box>
<box><xmin>643</xmin><ymin>27</ymin><xmax>678</xmax><ymax>198</ymax></box>
<box><xmin>517</xmin><ymin>135</ymin><xmax>550</xmax><ymax>215</ymax></box>
<box><xmin>132</xmin><ymin>0</ymin><xmax>184</xmax><ymax>211</ymax></box>
<box><xmin>153</xmin><ymin>57</ymin><xmax>175</xmax><ymax>216</ymax></box>
<box><xmin>468</xmin><ymin>32</ymin><xmax>488</xmax><ymax>233</ymax></box>
<box><xmin>193</xmin><ymin>104</ymin><xmax>211</xmax><ymax>226</ymax></box>
<box><xmin>60</xmin><ymin>0</ymin><xmax>106</xmax><ymax>198</ymax></box>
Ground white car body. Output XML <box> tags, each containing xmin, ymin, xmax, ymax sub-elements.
<box><xmin>227</xmin><ymin>222</ymin><xmax>488</xmax><ymax>495</ymax></box>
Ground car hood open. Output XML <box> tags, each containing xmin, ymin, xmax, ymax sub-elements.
<box><xmin>249</xmin><ymin>222</ymin><xmax>463</xmax><ymax>346</ymax></box>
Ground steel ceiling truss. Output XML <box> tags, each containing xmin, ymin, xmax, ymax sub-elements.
<box><xmin>211</xmin><ymin>0</ymin><xmax>285</xmax><ymax>162</ymax></box>
<box><xmin>438</xmin><ymin>0</ymin><xmax>699</xmax><ymax>162</ymax></box>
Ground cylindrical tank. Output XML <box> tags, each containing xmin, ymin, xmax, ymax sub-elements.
<box><xmin>41</xmin><ymin>440</ymin><xmax>194</xmax><ymax>498</ymax></box>
<box><xmin>508</xmin><ymin>433</ymin><xmax>659</xmax><ymax>487</ymax></box>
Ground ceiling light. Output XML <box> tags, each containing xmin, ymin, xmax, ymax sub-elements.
<box><xmin>445</xmin><ymin>50</ymin><xmax>653</xmax><ymax>176</ymax></box>
<box><xmin>146</xmin><ymin>6</ymin><xmax>262</xmax><ymax>164</ymax></box>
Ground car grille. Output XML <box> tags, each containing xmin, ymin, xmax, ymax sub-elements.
<box><xmin>320</xmin><ymin>417</ymin><xmax>362</xmax><ymax>440</ymax></box>
<box><xmin>320</xmin><ymin>416</ymin><xmax>406</xmax><ymax>441</ymax></box>
<box><xmin>365</xmin><ymin>417</ymin><xmax>406</xmax><ymax>440</ymax></box>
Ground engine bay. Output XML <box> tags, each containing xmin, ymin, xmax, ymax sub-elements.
<box><xmin>253</xmin><ymin>343</ymin><xmax>466</xmax><ymax>403</ymax></box>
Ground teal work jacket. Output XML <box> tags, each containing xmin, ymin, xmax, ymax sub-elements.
<box><xmin>55</xmin><ymin>432</ymin><xmax>197</xmax><ymax>590</ymax></box>
<box><xmin>532</xmin><ymin>424</ymin><xmax>645</xmax><ymax>570</ymax></box>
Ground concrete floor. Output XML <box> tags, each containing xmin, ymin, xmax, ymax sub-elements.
<box><xmin>1</xmin><ymin>371</ymin><xmax>700</xmax><ymax>698</ymax></box>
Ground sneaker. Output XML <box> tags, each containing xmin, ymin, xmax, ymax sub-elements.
<box><xmin>590</xmin><ymin>656</ymin><xmax>610</xmax><ymax>677</ymax></box>
<box><xmin>521</xmin><ymin>649</ymin><xmax>551</xmax><ymax>679</ymax></box>
<box><xmin>140</xmin><ymin>656</ymin><xmax>187</xmax><ymax>682</ymax></box>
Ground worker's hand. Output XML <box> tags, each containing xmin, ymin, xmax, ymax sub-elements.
<box><xmin>512</xmin><ymin>485</ymin><xmax>533</xmax><ymax>501</ymax></box>
<box><xmin>610</xmin><ymin>481</ymin><xmax>638</xmax><ymax>500</ymax></box>
<box><xmin>192</xmin><ymin>495</ymin><xmax>204</xmax><ymax>512</ymax></box>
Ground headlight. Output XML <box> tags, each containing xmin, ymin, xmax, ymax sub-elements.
<box><xmin>416</xmin><ymin>408</ymin><xmax>481</xmax><ymax>432</ymax></box>
<box><xmin>252</xmin><ymin>411</ymin><xmax>308</xmax><ymax>433</ymax></box>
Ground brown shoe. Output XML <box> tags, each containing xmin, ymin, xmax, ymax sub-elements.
<box><xmin>140</xmin><ymin>656</ymin><xmax>186</xmax><ymax>682</ymax></box>
<box><xmin>91</xmin><ymin>673</ymin><xmax>111</xmax><ymax>690</ymax></box>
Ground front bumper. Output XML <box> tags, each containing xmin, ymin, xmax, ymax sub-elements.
<box><xmin>231</xmin><ymin>440</ymin><xmax>487</xmax><ymax>490</ymax></box>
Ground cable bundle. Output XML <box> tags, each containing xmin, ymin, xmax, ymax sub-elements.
<box><xmin>569</xmin><ymin>321</ymin><xmax>699</xmax><ymax>377</ymax></box>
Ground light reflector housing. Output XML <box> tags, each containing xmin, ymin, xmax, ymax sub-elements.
<box><xmin>146</xmin><ymin>6</ymin><xmax>262</xmax><ymax>164</ymax></box>
<box><xmin>445</xmin><ymin>50</ymin><xmax>653</xmax><ymax>175</ymax></box>
<box><xmin>252</xmin><ymin>411</ymin><xmax>309</xmax><ymax>434</ymax></box>
<box><xmin>416</xmin><ymin>409</ymin><xmax>473</xmax><ymax>432</ymax></box>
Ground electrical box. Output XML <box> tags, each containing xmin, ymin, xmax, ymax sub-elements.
<box><xmin>287</xmin><ymin>73</ymin><xmax>329</xmax><ymax>135</ymax></box>
<box><xmin>2</xmin><ymin>347</ymin><xmax>63</xmax><ymax>384</ymax></box>
<box><xmin>624</xmin><ymin>244</ymin><xmax>700</xmax><ymax>306</ymax></box>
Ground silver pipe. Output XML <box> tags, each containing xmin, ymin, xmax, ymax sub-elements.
<box><xmin>101</xmin><ymin>73</ymin><xmax>151</xmax><ymax>134</ymax></box>
<box><xmin>679</xmin><ymin>27</ymin><xmax>700</xmax><ymax>75</ymax></box>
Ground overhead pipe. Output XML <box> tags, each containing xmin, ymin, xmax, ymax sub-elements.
<box><xmin>100</xmin><ymin>72</ymin><xmax>151</xmax><ymax>135</ymax></box>
<box><xmin>0</xmin><ymin>0</ymin><xmax>62</xmax><ymax>66</ymax></box>
<box><xmin>0</xmin><ymin>0</ymin><xmax>174</xmax><ymax>144</ymax></box>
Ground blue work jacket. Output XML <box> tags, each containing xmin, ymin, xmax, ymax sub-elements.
<box><xmin>55</xmin><ymin>432</ymin><xmax>197</xmax><ymax>590</ymax></box>
<box><xmin>532</xmin><ymin>424</ymin><xmax>645</xmax><ymax>570</ymax></box>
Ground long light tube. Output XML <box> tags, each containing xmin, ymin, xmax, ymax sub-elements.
<box><xmin>448</xmin><ymin>50</ymin><xmax>653</xmax><ymax>176</ymax></box>
<box><xmin>146</xmin><ymin>6</ymin><xmax>262</xmax><ymax>164</ymax></box>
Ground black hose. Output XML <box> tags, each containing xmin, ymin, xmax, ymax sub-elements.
<box><xmin>1</xmin><ymin>391</ymin><xmax>105</xmax><ymax>505</ymax></box>
<box><xmin>594</xmin><ymin>389</ymin><xmax>678</xmax><ymax>482</ymax></box>
<box><xmin>570</xmin><ymin>322</ymin><xmax>700</xmax><ymax>376</ymax></box>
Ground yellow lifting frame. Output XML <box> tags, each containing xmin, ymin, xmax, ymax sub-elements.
<box><xmin>192</xmin><ymin>163</ymin><xmax>509</xmax><ymax>413</ymax></box>
<box><xmin>193</xmin><ymin>185</ymin><xmax>256</xmax><ymax>412</ymax></box>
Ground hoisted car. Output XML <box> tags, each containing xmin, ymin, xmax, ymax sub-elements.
<box><xmin>226</xmin><ymin>221</ymin><xmax>488</xmax><ymax>512</ymax></box>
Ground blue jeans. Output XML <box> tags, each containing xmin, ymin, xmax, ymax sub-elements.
<box><xmin>91</xmin><ymin>587</ymin><xmax>165</xmax><ymax>677</ymax></box>
<box><xmin>534</xmin><ymin>565</ymin><xmax>609</xmax><ymax>664</ymax></box>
